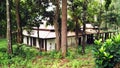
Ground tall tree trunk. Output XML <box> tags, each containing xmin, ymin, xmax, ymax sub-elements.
<box><xmin>82</xmin><ymin>0</ymin><xmax>88</xmax><ymax>54</ymax></box>
<box><xmin>72</xmin><ymin>2</ymin><xmax>79</xmax><ymax>48</ymax></box>
<box><xmin>53</xmin><ymin>0</ymin><xmax>61</xmax><ymax>51</ymax></box>
<box><xmin>61</xmin><ymin>0</ymin><xmax>67</xmax><ymax>57</ymax></box>
<box><xmin>6</xmin><ymin>0</ymin><xmax>12</xmax><ymax>54</ymax></box>
<box><xmin>15</xmin><ymin>0</ymin><xmax>22</xmax><ymax>43</ymax></box>
<box><xmin>82</xmin><ymin>22</ymin><xmax>86</xmax><ymax>54</ymax></box>
<box><xmin>97</xmin><ymin>24</ymin><xmax>101</xmax><ymax>40</ymax></box>
<box><xmin>37</xmin><ymin>26</ymin><xmax>41</xmax><ymax>51</ymax></box>
<box><xmin>75</xmin><ymin>17</ymin><xmax>79</xmax><ymax>48</ymax></box>
<box><xmin>97</xmin><ymin>0</ymin><xmax>102</xmax><ymax>40</ymax></box>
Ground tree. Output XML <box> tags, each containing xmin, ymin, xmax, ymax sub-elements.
<box><xmin>81</xmin><ymin>0</ymin><xmax>88</xmax><ymax>54</ymax></box>
<box><xmin>96</xmin><ymin>0</ymin><xmax>103</xmax><ymax>40</ymax></box>
<box><xmin>68</xmin><ymin>0</ymin><xmax>95</xmax><ymax>53</ymax></box>
<box><xmin>34</xmin><ymin>0</ymin><xmax>62</xmax><ymax>51</ymax></box>
<box><xmin>61</xmin><ymin>0</ymin><xmax>67</xmax><ymax>57</ymax></box>
<box><xmin>6</xmin><ymin>0</ymin><xmax>12</xmax><ymax>54</ymax></box>
<box><xmin>53</xmin><ymin>0</ymin><xmax>61</xmax><ymax>51</ymax></box>
<box><xmin>15</xmin><ymin>0</ymin><xmax>22</xmax><ymax>43</ymax></box>
<box><xmin>70</xmin><ymin>0</ymin><xmax>81</xmax><ymax>48</ymax></box>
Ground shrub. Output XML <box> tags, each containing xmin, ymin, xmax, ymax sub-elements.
<box><xmin>76</xmin><ymin>46</ymin><xmax>82</xmax><ymax>54</ymax></box>
<box><xmin>0</xmin><ymin>44</ymin><xmax>40</xmax><ymax>67</ymax></box>
<box><xmin>13</xmin><ymin>44</ymin><xmax>39</xmax><ymax>58</ymax></box>
<box><xmin>67</xmin><ymin>49</ymin><xmax>76</xmax><ymax>59</ymax></box>
<box><xmin>49</xmin><ymin>50</ymin><xmax>62</xmax><ymax>59</ymax></box>
<box><xmin>93</xmin><ymin>34</ymin><xmax>120</xmax><ymax>68</ymax></box>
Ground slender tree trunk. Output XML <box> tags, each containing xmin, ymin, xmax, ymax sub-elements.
<box><xmin>82</xmin><ymin>22</ymin><xmax>86</xmax><ymax>54</ymax></box>
<box><xmin>75</xmin><ymin>18</ymin><xmax>79</xmax><ymax>48</ymax></box>
<box><xmin>37</xmin><ymin>26</ymin><xmax>41</xmax><ymax>51</ymax></box>
<box><xmin>6</xmin><ymin>0</ymin><xmax>12</xmax><ymax>54</ymax></box>
<box><xmin>97</xmin><ymin>4</ymin><xmax>102</xmax><ymax>40</ymax></box>
<box><xmin>53</xmin><ymin>0</ymin><xmax>61</xmax><ymax>51</ymax></box>
<box><xmin>61</xmin><ymin>0</ymin><xmax>67</xmax><ymax>57</ymax></box>
<box><xmin>15</xmin><ymin>0</ymin><xmax>22</xmax><ymax>44</ymax></box>
<box><xmin>97</xmin><ymin>24</ymin><xmax>101</xmax><ymax>40</ymax></box>
<box><xmin>72</xmin><ymin>3</ymin><xmax>79</xmax><ymax>48</ymax></box>
<box><xmin>82</xmin><ymin>0</ymin><xmax>88</xmax><ymax>54</ymax></box>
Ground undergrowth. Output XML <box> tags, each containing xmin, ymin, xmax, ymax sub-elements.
<box><xmin>0</xmin><ymin>39</ymin><xmax>95</xmax><ymax>68</ymax></box>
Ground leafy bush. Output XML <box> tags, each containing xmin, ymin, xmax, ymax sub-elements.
<box><xmin>67</xmin><ymin>49</ymin><xmax>76</xmax><ymax>59</ymax></box>
<box><xmin>0</xmin><ymin>52</ymin><xmax>9</xmax><ymax>64</ymax></box>
<box><xmin>93</xmin><ymin>34</ymin><xmax>120</xmax><ymax>68</ymax></box>
<box><xmin>76</xmin><ymin>46</ymin><xmax>82</xmax><ymax>54</ymax></box>
<box><xmin>13</xmin><ymin>44</ymin><xmax>39</xmax><ymax>58</ymax></box>
<box><xmin>0</xmin><ymin>48</ymin><xmax>7</xmax><ymax>52</ymax></box>
<box><xmin>49</xmin><ymin>50</ymin><xmax>62</xmax><ymax>59</ymax></box>
<box><xmin>0</xmin><ymin>44</ymin><xmax>39</xmax><ymax>67</ymax></box>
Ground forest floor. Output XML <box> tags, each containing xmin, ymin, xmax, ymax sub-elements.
<box><xmin>0</xmin><ymin>38</ymin><xmax>95</xmax><ymax>68</ymax></box>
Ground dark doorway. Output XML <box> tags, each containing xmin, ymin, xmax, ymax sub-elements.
<box><xmin>33</xmin><ymin>38</ymin><xmax>36</xmax><ymax>46</ymax></box>
<box><xmin>79</xmin><ymin>37</ymin><xmax>81</xmax><ymax>45</ymax></box>
<box><xmin>87</xmin><ymin>34</ymin><xmax>94</xmax><ymax>44</ymax></box>
<box><xmin>39</xmin><ymin>39</ymin><xmax>44</xmax><ymax>49</ymax></box>
<box><xmin>45</xmin><ymin>39</ymin><xmax>47</xmax><ymax>51</ymax></box>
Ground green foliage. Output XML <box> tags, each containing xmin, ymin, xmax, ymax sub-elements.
<box><xmin>13</xmin><ymin>44</ymin><xmax>39</xmax><ymax>58</ymax></box>
<box><xmin>105</xmin><ymin>0</ymin><xmax>112</xmax><ymax>11</ymax></box>
<box><xmin>0</xmin><ymin>38</ymin><xmax>95</xmax><ymax>68</ymax></box>
<box><xmin>67</xmin><ymin>49</ymin><xmax>76</xmax><ymax>59</ymax></box>
<box><xmin>71</xmin><ymin>60</ymin><xmax>82</xmax><ymax>68</ymax></box>
<box><xmin>49</xmin><ymin>50</ymin><xmax>62</xmax><ymax>59</ymax></box>
<box><xmin>0</xmin><ymin>1</ymin><xmax>6</xmax><ymax>37</ymax></box>
<box><xmin>0</xmin><ymin>43</ymin><xmax>39</xmax><ymax>67</ymax></box>
<box><xmin>67</xmin><ymin>19</ymin><xmax>75</xmax><ymax>31</ymax></box>
<box><xmin>93</xmin><ymin>34</ymin><xmax>120</xmax><ymax>68</ymax></box>
<box><xmin>76</xmin><ymin>46</ymin><xmax>82</xmax><ymax>54</ymax></box>
<box><xmin>39</xmin><ymin>50</ymin><xmax>62</xmax><ymax>59</ymax></box>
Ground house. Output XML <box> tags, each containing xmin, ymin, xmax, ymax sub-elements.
<box><xmin>23</xmin><ymin>23</ymin><xmax>82</xmax><ymax>51</ymax></box>
<box><xmin>22</xmin><ymin>23</ymin><xmax>105</xmax><ymax>51</ymax></box>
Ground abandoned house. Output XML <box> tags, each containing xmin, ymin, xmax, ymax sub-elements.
<box><xmin>22</xmin><ymin>23</ymin><xmax>115</xmax><ymax>51</ymax></box>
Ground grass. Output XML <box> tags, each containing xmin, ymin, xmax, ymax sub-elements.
<box><xmin>0</xmin><ymin>38</ymin><xmax>7</xmax><ymax>48</ymax></box>
<box><xmin>0</xmin><ymin>38</ymin><xmax>95</xmax><ymax>68</ymax></box>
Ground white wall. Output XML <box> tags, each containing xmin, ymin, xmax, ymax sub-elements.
<box><xmin>23</xmin><ymin>36</ymin><xmax>82</xmax><ymax>51</ymax></box>
<box><xmin>46</xmin><ymin>37</ymin><xmax>76</xmax><ymax>51</ymax></box>
<box><xmin>36</xmin><ymin>38</ymin><xmax>39</xmax><ymax>48</ymax></box>
<box><xmin>23</xmin><ymin>36</ymin><xmax>27</xmax><ymax>44</ymax></box>
<box><xmin>67</xmin><ymin>37</ymin><xmax>76</xmax><ymax>46</ymax></box>
<box><xmin>47</xmin><ymin>39</ymin><xmax>55</xmax><ymax>51</ymax></box>
<box><xmin>81</xmin><ymin>35</ymin><xmax>87</xmax><ymax>44</ymax></box>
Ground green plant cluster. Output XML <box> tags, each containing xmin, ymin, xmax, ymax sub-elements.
<box><xmin>93</xmin><ymin>34</ymin><xmax>120</xmax><ymax>68</ymax></box>
<box><xmin>40</xmin><ymin>50</ymin><xmax>62</xmax><ymax>59</ymax></box>
<box><xmin>13</xmin><ymin>44</ymin><xmax>39</xmax><ymax>58</ymax></box>
<box><xmin>0</xmin><ymin>39</ymin><xmax>95</xmax><ymax>68</ymax></box>
<box><xmin>0</xmin><ymin>44</ymin><xmax>39</xmax><ymax>67</ymax></box>
<box><xmin>49</xmin><ymin>50</ymin><xmax>62</xmax><ymax>59</ymax></box>
<box><xmin>67</xmin><ymin>49</ymin><xmax>76</xmax><ymax>59</ymax></box>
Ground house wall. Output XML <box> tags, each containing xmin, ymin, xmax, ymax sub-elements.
<box><xmin>23</xmin><ymin>36</ymin><xmax>27</xmax><ymax>44</ymax></box>
<box><xmin>81</xmin><ymin>35</ymin><xmax>87</xmax><ymax>44</ymax></box>
<box><xmin>46</xmin><ymin>37</ymin><xmax>76</xmax><ymax>51</ymax></box>
<box><xmin>67</xmin><ymin>37</ymin><xmax>76</xmax><ymax>46</ymax></box>
<box><xmin>36</xmin><ymin>38</ymin><xmax>40</xmax><ymax>48</ymax></box>
<box><xmin>23</xmin><ymin>36</ymin><xmax>46</xmax><ymax>50</ymax></box>
<box><xmin>47</xmin><ymin>39</ymin><xmax>55</xmax><ymax>51</ymax></box>
<box><xmin>28</xmin><ymin>37</ymin><xmax>31</xmax><ymax>46</ymax></box>
<box><xmin>23</xmin><ymin>36</ymin><xmax>82</xmax><ymax>51</ymax></box>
